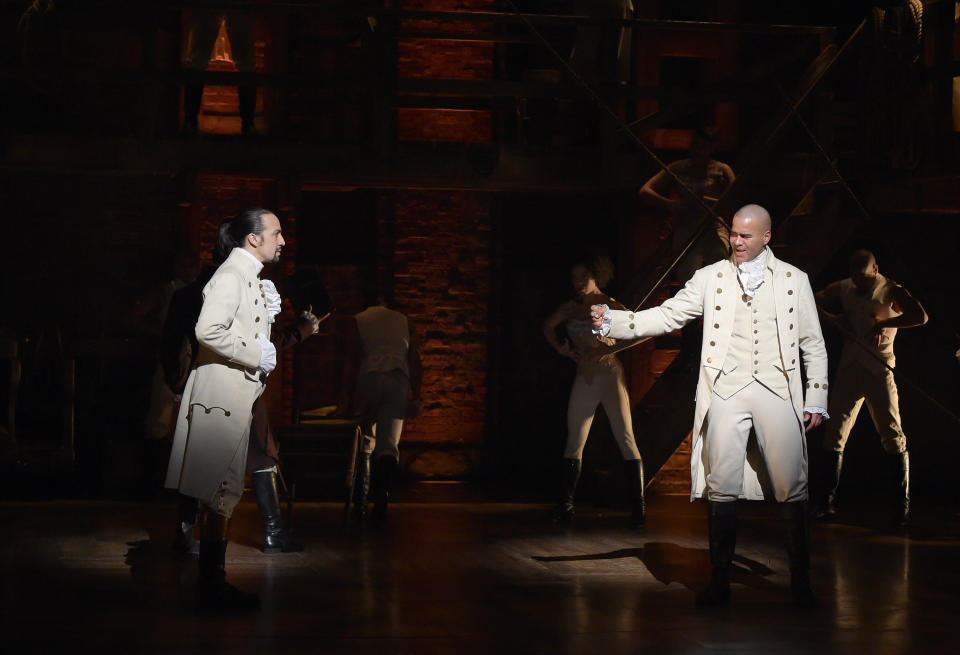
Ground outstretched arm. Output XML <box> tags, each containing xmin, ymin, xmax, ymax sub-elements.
<box><xmin>592</xmin><ymin>269</ymin><xmax>706</xmax><ymax>340</ymax></box>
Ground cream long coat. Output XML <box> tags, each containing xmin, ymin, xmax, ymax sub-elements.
<box><xmin>607</xmin><ymin>249</ymin><xmax>829</xmax><ymax>500</ymax></box>
<box><xmin>164</xmin><ymin>248</ymin><xmax>270</xmax><ymax>504</ymax></box>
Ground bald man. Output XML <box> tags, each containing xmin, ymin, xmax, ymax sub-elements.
<box><xmin>815</xmin><ymin>250</ymin><xmax>927</xmax><ymax>525</ymax></box>
<box><xmin>591</xmin><ymin>205</ymin><xmax>829</xmax><ymax>608</ymax></box>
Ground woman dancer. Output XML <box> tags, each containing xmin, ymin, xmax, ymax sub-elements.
<box><xmin>542</xmin><ymin>256</ymin><xmax>646</xmax><ymax>527</ymax></box>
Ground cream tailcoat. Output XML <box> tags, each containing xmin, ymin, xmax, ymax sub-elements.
<box><xmin>165</xmin><ymin>248</ymin><xmax>270</xmax><ymax>504</ymax></box>
<box><xmin>607</xmin><ymin>250</ymin><xmax>828</xmax><ymax>500</ymax></box>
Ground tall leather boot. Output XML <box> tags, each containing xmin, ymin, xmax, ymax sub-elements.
<box><xmin>238</xmin><ymin>86</ymin><xmax>258</xmax><ymax>135</ymax></box>
<box><xmin>370</xmin><ymin>455</ymin><xmax>398</xmax><ymax>528</ymax></box>
<box><xmin>252</xmin><ymin>469</ymin><xmax>303</xmax><ymax>554</ymax></box>
<box><xmin>696</xmin><ymin>500</ymin><xmax>737</xmax><ymax>607</ymax></box>
<box><xmin>551</xmin><ymin>458</ymin><xmax>581</xmax><ymax>523</ymax></box>
<box><xmin>196</xmin><ymin>510</ymin><xmax>259</xmax><ymax>612</ymax></box>
<box><xmin>624</xmin><ymin>457</ymin><xmax>646</xmax><ymax>528</ymax></box>
<box><xmin>352</xmin><ymin>451</ymin><xmax>371</xmax><ymax>521</ymax></box>
<box><xmin>781</xmin><ymin>500</ymin><xmax>817</xmax><ymax>608</ymax></box>
<box><xmin>892</xmin><ymin>450</ymin><xmax>910</xmax><ymax>527</ymax></box>
<box><xmin>182</xmin><ymin>83</ymin><xmax>204</xmax><ymax>135</ymax></box>
<box><xmin>172</xmin><ymin>493</ymin><xmax>199</xmax><ymax>557</ymax></box>
<box><xmin>814</xmin><ymin>450</ymin><xmax>843</xmax><ymax>520</ymax></box>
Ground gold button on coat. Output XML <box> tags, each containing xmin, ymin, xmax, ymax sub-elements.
<box><xmin>786</xmin><ymin>271</ymin><xmax>792</xmax><ymax>277</ymax></box>
<box><xmin>255</xmin><ymin>316</ymin><xmax>260</xmax><ymax>322</ymax></box>
<box><xmin>629</xmin><ymin>323</ymin><xmax>635</xmax><ymax>329</ymax></box>
<box><xmin>714</xmin><ymin>323</ymin><xmax>720</xmax><ymax>329</ymax></box>
<box><xmin>710</xmin><ymin>341</ymin><xmax>716</xmax><ymax>346</ymax></box>
<box><xmin>788</xmin><ymin>290</ymin><xmax>793</xmax><ymax>295</ymax></box>
<box><xmin>707</xmin><ymin>357</ymin><xmax>712</xmax><ymax>363</ymax></box>
<box><xmin>717</xmin><ymin>288</ymin><xmax>722</xmax><ymax>294</ymax></box>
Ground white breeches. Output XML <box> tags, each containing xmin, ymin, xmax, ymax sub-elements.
<box><xmin>197</xmin><ymin>408</ymin><xmax>255</xmax><ymax>519</ymax></box>
<box><xmin>824</xmin><ymin>359</ymin><xmax>906</xmax><ymax>455</ymax></box>
<box><xmin>564</xmin><ymin>369</ymin><xmax>640</xmax><ymax>461</ymax></box>
<box><xmin>704</xmin><ymin>382</ymin><xmax>807</xmax><ymax>503</ymax></box>
<box><xmin>356</xmin><ymin>370</ymin><xmax>409</xmax><ymax>462</ymax></box>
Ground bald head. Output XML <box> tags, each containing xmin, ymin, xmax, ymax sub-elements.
<box><xmin>729</xmin><ymin>204</ymin><xmax>772</xmax><ymax>263</ymax></box>
<box><xmin>733</xmin><ymin>204</ymin><xmax>772</xmax><ymax>232</ymax></box>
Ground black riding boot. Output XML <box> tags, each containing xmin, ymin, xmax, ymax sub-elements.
<box><xmin>182</xmin><ymin>83</ymin><xmax>204</xmax><ymax>135</ymax></box>
<box><xmin>624</xmin><ymin>458</ymin><xmax>646</xmax><ymax>528</ymax></box>
<box><xmin>239</xmin><ymin>86</ymin><xmax>257</xmax><ymax>135</ymax></box>
<box><xmin>172</xmin><ymin>493</ymin><xmax>199</xmax><ymax>557</ymax></box>
<box><xmin>352</xmin><ymin>451</ymin><xmax>371</xmax><ymax>521</ymax></box>
<box><xmin>196</xmin><ymin>510</ymin><xmax>259</xmax><ymax>612</ymax></box>
<box><xmin>814</xmin><ymin>450</ymin><xmax>843</xmax><ymax>520</ymax></box>
<box><xmin>370</xmin><ymin>455</ymin><xmax>398</xmax><ymax>527</ymax></box>
<box><xmin>551</xmin><ymin>458</ymin><xmax>581</xmax><ymax>523</ymax></box>
<box><xmin>892</xmin><ymin>451</ymin><xmax>910</xmax><ymax>527</ymax></box>
<box><xmin>781</xmin><ymin>500</ymin><xmax>817</xmax><ymax>608</ymax></box>
<box><xmin>696</xmin><ymin>500</ymin><xmax>737</xmax><ymax>607</ymax></box>
<box><xmin>253</xmin><ymin>469</ymin><xmax>303</xmax><ymax>554</ymax></box>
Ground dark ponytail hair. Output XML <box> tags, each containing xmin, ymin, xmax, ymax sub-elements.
<box><xmin>214</xmin><ymin>207</ymin><xmax>271</xmax><ymax>264</ymax></box>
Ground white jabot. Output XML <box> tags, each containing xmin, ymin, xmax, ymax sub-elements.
<box><xmin>234</xmin><ymin>247</ymin><xmax>264</xmax><ymax>275</ymax></box>
<box><xmin>737</xmin><ymin>247</ymin><xmax>769</xmax><ymax>298</ymax></box>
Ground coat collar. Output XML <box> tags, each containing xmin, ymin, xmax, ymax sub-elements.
<box><xmin>228</xmin><ymin>247</ymin><xmax>264</xmax><ymax>277</ymax></box>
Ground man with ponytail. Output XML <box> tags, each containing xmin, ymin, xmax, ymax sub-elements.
<box><xmin>165</xmin><ymin>208</ymin><xmax>285</xmax><ymax>612</ymax></box>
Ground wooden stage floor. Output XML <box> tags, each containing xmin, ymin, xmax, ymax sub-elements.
<box><xmin>1</xmin><ymin>494</ymin><xmax>958</xmax><ymax>654</ymax></box>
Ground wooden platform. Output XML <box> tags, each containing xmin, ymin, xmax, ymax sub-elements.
<box><xmin>1</xmin><ymin>495</ymin><xmax>958</xmax><ymax>654</ymax></box>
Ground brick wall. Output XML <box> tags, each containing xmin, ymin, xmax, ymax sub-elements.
<box><xmin>396</xmin><ymin>0</ymin><xmax>496</xmax><ymax>143</ymax></box>
<box><xmin>389</xmin><ymin>190</ymin><xmax>492</xmax><ymax>474</ymax></box>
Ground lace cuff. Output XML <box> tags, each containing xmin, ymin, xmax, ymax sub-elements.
<box><xmin>591</xmin><ymin>304</ymin><xmax>612</xmax><ymax>337</ymax></box>
<box><xmin>804</xmin><ymin>406</ymin><xmax>829</xmax><ymax>419</ymax></box>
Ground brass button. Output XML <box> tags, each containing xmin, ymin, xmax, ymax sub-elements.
<box><xmin>754</xmin><ymin>339</ymin><xmax>758</xmax><ymax>344</ymax></box>
<box><xmin>791</xmin><ymin>342</ymin><xmax>795</xmax><ymax>347</ymax></box>
<box><xmin>823</xmin><ymin>383</ymin><xmax>828</xmax><ymax>389</ymax></box>
<box><xmin>629</xmin><ymin>323</ymin><xmax>635</xmax><ymax>329</ymax></box>
<box><xmin>753</xmin><ymin>319</ymin><xmax>758</xmax><ymax>324</ymax></box>
<box><xmin>792</xmin><ymin>359</ymin><xmax>796</xmax><ymax>364</ymax></box>
<box><xmin>707</xmin><ymin>357</ymin><xmax>712</xmax><ymax>363</ymax></box>
<box><xmin>710</xmin><ymin>341</ymin><xmax>716</xmax><ymax>346</ymax></box>
<box><xmin>754</xmin><ymin>360</ymin><xmax>759</xmax><ymax>365</ymax></box>
<box><xmin>242</xmin><ymin>341</ymin><xmax>246</xmax><ymax>347</ymax></box>
<box><xmin>754</xmin><ymin>330</ymin><xmax>758</xmax><ymax>334</ymax></box>
<box><xmin>714</xmin><ymin>323</ymin><xmax>720</xmax><ymax>329</ymax></box>
<box><xmin>255</xmin><ymin>299</ymin><xmax>258</xmax><ymax>305</ymax></box>
<box><xmin>742</xmin><ymin>294</ymin><xmax>749</xmax><ymax>302</ymax></box>
<box><xmin>629</xmin><ymin>314</ymin><xmax>635</xmax><ymax>320</ymax></box>
<box><xmin>786</xmin><ymin>271</ymin><xmax>792</xmax><ymax>277</ymax></box>
<box><xmin>717</xmin><ymin>272</ymin><xmax>723</xmax><ymax>278</ymax></box>
<box><xmin>754</xmin><ymin>309</ymin><xmax>758</xmax><ymax>313</ymax></box>
<box><xmin>754</xmin><ymin>350</ymin><xmax>758</xmax><ymax>355</ymax></box>
<box><xmin>789</xmin><ymin>324</ymin><xmax>794</xmax><ymax>329</ymax></box>
<box><xmin>717</xmin><ymin>288</ymin><xmax>722</xmax><ymax>294</ymax></box>
<box><xmin>715</xmin><ymin>305</ymin><xmax>721</xmax><ymax>311</ymax></box>
<box><xmin>255</xmin><ymin>316</ymin><xmax>261</xmax><ymax>322</ymax></box>
<box><xmin>259</xmin><ymin>283</ymin><xmax>264</xmax><ymax>289</ymax></box>
<box><xmin>754</xmin><ymin>370</ymin><xmax>758</xmax><ymax>374</ymax></box>
<box><xmin>788</xmin><ymin>307</ymin><xmax>793</xmax><ymax>313</ymax></box>
<box><xmin>814</xmin><ymin>383</ymin><xmax>820</xmax><ymax>388</ymax></box>
<box><xmin>788</xmin><ymin>290</ymin><xmax>794</xmax><ymax>295</ymax></box>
